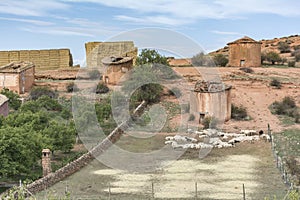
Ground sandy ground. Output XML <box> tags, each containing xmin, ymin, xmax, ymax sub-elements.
<box><xmin>173</xmin><ymin>67</ymin><xmax>300</xmax><ymax>132</ymax></box>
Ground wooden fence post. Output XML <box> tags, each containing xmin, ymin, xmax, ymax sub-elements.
<box><xmin>151</xmin><ymin>181</ymin><xmax>154</xmax><ymax>199</ymax></box>
<box><xmin>243</xmin><ymin>184</ymin><xmax>246</xmax><ymax>200</ymax></box>
<box><xmin>195</xmin><ymin>182</ymin><xmax>198</xmax><ymax>198</ymax></box>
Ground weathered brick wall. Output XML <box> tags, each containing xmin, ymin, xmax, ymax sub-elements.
<box><xmin>85</xmin><ymin>41</ymin><xmax>137</xmax><ymax>68</ymax></box>
<box><xmin>0</xmin><ymin>49</ymin><xmax>72</xmax><ymax>71</ymax></box>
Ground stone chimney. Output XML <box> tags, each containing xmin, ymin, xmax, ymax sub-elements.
<box><xmin>42</xmin><ymin>149</ymin><xmax>52</xmax><ymax>177</ymax></box>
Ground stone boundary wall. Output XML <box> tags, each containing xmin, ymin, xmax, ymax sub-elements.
<box><xmin>0</xmin><ymin>49</ymin><xmax>72</xmax><ymax>70</ymax></box>
<box><xmin>24</xmin><ymin>101</ymin><xmax>147</xmax><ymax>195</ymax></box>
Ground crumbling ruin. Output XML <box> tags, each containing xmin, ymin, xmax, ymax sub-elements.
<box><xmin>0</xmin><ymin>61</ymin><xmax>35</xmax><ymax>94</ymax></box>
<box><xmin>102</xmin><ymin>56</ymin><xmax>133</xmax><ymax>85</ymax></box>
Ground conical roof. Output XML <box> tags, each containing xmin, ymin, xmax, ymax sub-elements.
<box><xmin>227</xmin><ymin>36</ymin><xmax>261</xmax><ymax>45</ymax></box>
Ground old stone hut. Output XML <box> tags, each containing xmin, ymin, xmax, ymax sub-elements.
<box><xmin>227</xmin><ymin>36</ymin><xmax>261</xmax><ymax>67</ymax></box>
<box><xmin>0</xmin><ymin>94</ymin><xmax>9</xmax><ymax>117</ymax></box>
<box><xmin>101</xmin><ymin>56</ymin><xmax>133</xmax><ymax>85</ymax></box>
<box><xmin>192</xmin><ymin>81</ymin><xmax>232</xmax><ymax>123</ymax></box>
<box><xmin>0</xmin><ymin>61</ymin><xmax>35</xmax><ymax>94</ymax></box>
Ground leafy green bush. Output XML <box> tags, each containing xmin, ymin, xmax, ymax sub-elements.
<box><xmin>270</xmin><ymin>78</ymin><xmax>282</xmax><ymax>89</ymax></box>
<box><xmin>231</xmin><ymin>104</ymin><xmax>248</xmax><ymax>120</ymax></box>
<box><xmin>29</xmin><ymin>86</ymin><xmax>57</xmax><ymax>100</ymax></box>
<box><xmin>96</xmin><ymin>82</ymin><xmax>109</xmax><ymax>94</ymax></box>
<box><xmin>0</xmin><ymin>88</ymin><xmax>21</xmax><ymax>110</ymax></box>
<box><xmin>66</xmin><ymin>82</ymin><xmax>79</xmax><ymax>92</ymax></box>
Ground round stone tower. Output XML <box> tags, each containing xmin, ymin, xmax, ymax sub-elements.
<box><xmin>227</xmin><ymin>36</ymin><xmax>261</xmax><ymax>67</ymax></box>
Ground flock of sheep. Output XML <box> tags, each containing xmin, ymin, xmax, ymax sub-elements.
<box><xmin>165</xmin><ymin>129</ymin><xmax>271</xmax><ymax>150</ymax></box>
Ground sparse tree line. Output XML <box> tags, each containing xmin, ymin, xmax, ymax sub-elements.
<box><xmin>191</xmin><ymin>52</ymin><xmax>228</xmax><ymax>67</ymax></box>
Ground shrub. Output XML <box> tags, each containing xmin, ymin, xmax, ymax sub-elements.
<box><xmin>191</xmin><ymin>52</ymin><xmax>214</xmax><ymax>66</ymax></box>
<box><xmin>0</xmin><ymin>88</ymin><xmax>21</xmax><ymax>110</ymax></box>
<box><xmin>270</xmin><ymin>78</ymin><xmax>282</xmax><ymax>89</ymax></box>
<box><xmin>295</xmin><ymin>50</ymin><xmax>300</xmax><ymax>62</ymax></box>
<box><xmin>239</xmin><ymin>67</ymin><xmax>254</xmax><ymax>73</ymax></box>
<box><xmin>265</xmin><ymin>51</ymin><xmax>281</xmax><ymax>65</ymax></box>
<box><xmin>271</xmin><ymin>96</ymin><xmax>299</xmax><ymax>123</ymax></box>
<box><xmin>96</xmin><ymin>82</ymin><xmax>109</xmax><ymax>94</ymax></box>
<box><xmin>202</xmin><ymin>116</ymin><xmax>218</xmax><ymax>129</ymax></box>
<box><xmin>278</xmin><ymin>41</ymin><xmax>291</xmax><ymax>53</ymax></box>
<box><xmin>88</xmin><ymin>69</ymin><xmax>101</xmax><ymax>80</ymax></box>
<box><xmin>168</xmin><ymin>87</ymin><xmax>181</xmax><ymax>97</ymax></box>
<box><xmin>29</xmin><ymin>86</ymin><xmax>57</xmax><ymax>100</ymax></box>
<box><xmin>231</xmin><ymin>104</ymin><xmax>248</xmax><ymax>120</ymax></box>
<box><xmin>213</xmin><ymin>54</ymin><xmax>228</xmax><ymax>67</ymax></box>
<box><xmin>188</xmin><ymin>114</ymin><xmax>195</xmax><ymax>121</ymax></box>
<box><xmin>288</xmin><ymin>61</ymin><xmax>296</xmax><ymax>67</ymax></box>
<box><xmin>66</xmin><ymin>82</ymin><xmax>79</xmax><ymax>93</ymax></box>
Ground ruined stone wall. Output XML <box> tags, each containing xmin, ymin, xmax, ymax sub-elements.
<box><xmin>85</xmin><ymin>42</ymin><xmax>137</xmax><ymax>67</ymax></box>
<box><xmin>21</xmin><ymin>66</ymin><xmax>35</xmax><ymax>93</ymax></box>
<box><xmin>0</xmin><ymin>49</ymin><xmax>72</xmax><ymax>70</ymax></box>
<box><xmin>193</xmin><ymin>89</ymin><xmax>231</xmax><ymax>122</ymax></box>
<box><xmin>228</xmin><ymin>43</ymin><xmax>261</xmax><ymax>67</ymax></box>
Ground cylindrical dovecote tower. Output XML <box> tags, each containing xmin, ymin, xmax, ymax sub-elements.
<box><xmin>42</xmin><ymin>149</ymin><xmax>52</xmax><ymax>177</ymax></box>
<box><xmin>227</xmin><ymin>36</ymin><xmax>261</xmax><ymax>67</ymax></box>
<box><xmin>191</xmin><ymin>81</ymin><xmax>232</xmax><ymax>123</ymax></box>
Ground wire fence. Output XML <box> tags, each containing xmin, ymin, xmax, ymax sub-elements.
<box><xmin>271</xmin><ymin>131</ymin><xmax>300</xmax><ymax>192</ymax></box>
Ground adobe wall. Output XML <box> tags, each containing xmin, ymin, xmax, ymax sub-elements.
<box><xmin>0</xmin><ymin>73</ymin><xmax>20</xmax><ymax>93</ymax></box>
<box><xmin>228</xmin><ymin>43</ymin><xmax>261</xmax><ymax>67</ymax></box>
<box><xmin>85</xmin><ymin>42</ymin><xmax>137</xmax><ymax>68</ymax></box>
<box><xmin>193</xmin><ymin>89</ymin><xmax>231</xmax><ymax>122</ymax></box>
<box><xmin>21</xmin><ymin>66</ymin><xmax>35</xmax><ymax>93</ymax></box>
<box><xmin>0</xmin><ymin>49</ymin><xmax>72</xmax><ymax>71</ymax></box>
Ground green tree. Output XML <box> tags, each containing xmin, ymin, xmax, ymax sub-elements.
<box><xmin>0</xmin><ymin>127</ymin><xmax>43</xmax><ymax>178</ymax></box>
<box><xmin>265</xmin><ymin>51</ymin><xmax>282</xmax><ymax>65</ymax></box>
<box><xmin>213</xmin><ymin>54</ymin><xmax>228</xmax><ymax>67</ymax></box>
<box><xmin>135</xmin><ymin>49</ymin><xmax>169</xmax><ymax>66</ymax></box>
<box><xmin>122</xmin><ymin>64</ymin><xmax>163</xmax><ymax>104</ymax></box>
<box><xmin>0</xmin><ymin>88</ymin><xmax>21</xmax><ymax>110</ymax></box>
